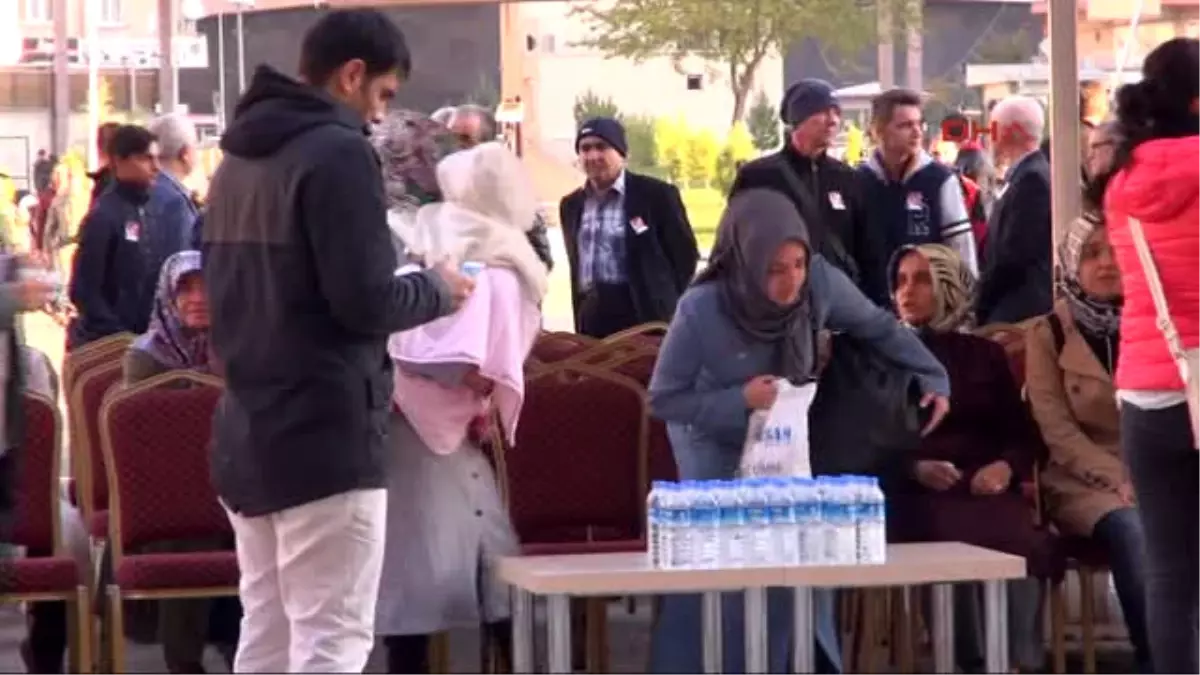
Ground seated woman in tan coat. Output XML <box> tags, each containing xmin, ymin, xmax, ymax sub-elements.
<box><xmin>1025</xmin><ymin>215</ymin><xmax>1150</xmax><ymax>672</ymax></box>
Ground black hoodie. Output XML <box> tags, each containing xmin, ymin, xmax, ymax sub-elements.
<box><xmin>203</xmin><ymin>66</ymin><xmax>453</xmax><ymax>517</ymax></box>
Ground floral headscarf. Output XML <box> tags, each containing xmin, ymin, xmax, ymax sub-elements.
<box><xmin>1058</xmin><ymin>214</ymin><xmax>1122</xmax><ymax>338</ymax></box>
<box><xmin>131</xmin><ymin>250</ymin><xmax>209</xmax><ymax>371</ymax></box>
<box><xmin>371</xmin><ymin>109</ymin><xmax>459</xmax><ymax>211</ymax></box>
<box><xmin>889</xmin><ymin>243</ymin><xmax>978</xmax><ymax>333</ymax></box>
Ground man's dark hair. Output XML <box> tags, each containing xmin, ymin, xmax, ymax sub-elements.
<box><xmin>870</xmin><ymin>88</ymin><xmax>923</xmax><ymax>129</ymax></box>
<box><xmin>298</xmin><ymin>9</ymin><xmax>411</xmax><ymax>86</ymax></box>
<box><xmin>106</xmin><ymin>125</ymin><xmax>156</xmax><ymax>160</ymax></box>
<box><xmin>97</xmin><ymin>121</ymin><xmax>122</xmax><ymax>153</ymax></box>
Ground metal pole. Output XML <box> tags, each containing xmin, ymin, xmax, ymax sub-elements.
<box><xmin>1047</xmin><ymin>0</ymin><xmax>1082</xmax><ymax>255</ymax></box>
<box><xmin>217</xmin><ymin>12</ymin><xmax>226</xmax><ymax>130</ymax></box>
<box><xmin>236</xmin><ymin>6</ymin><xmax>246</xmax><ymax>93</ymax></box>
<box><xmin>86</xmin><ymin>0</ymin><xmax>100</xmax><ymax>170</ymax></box>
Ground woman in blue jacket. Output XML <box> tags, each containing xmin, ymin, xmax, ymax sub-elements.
<box><xmin>647</xmin><ymin>188</ymin><xmax>951</xmax><ymax>673</ymax></box>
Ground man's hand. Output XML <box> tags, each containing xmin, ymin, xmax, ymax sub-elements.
<box><xmin>920</xmin><ymin>393</ymin><xmax>951</xmax><ymax>436</ymax></box>
<box><xmin>1118</xmin><ymin>481</ymin><xmax>1136</xmax><ymax>506</ymax></box>
<box><xmin>914</xmin><ymin>460</ymin><xmax>961</xmax><ymax>492</ymax></box>
<box><xmin>12</xmin><ymin>278</ymin><xmax>57</xmax><ymax>312</ymax></box>
<box><xmin>970</xmin><ymin>460</ymin><xmax>1013</xmax><ymax>496</ymax></box>
<box><xmin>430</xmin><ymin>260</ymin><xmax>475</xmax><ymax>310</ymax></box>
<box><xmin>742</xmin><ymin>375</ymin><xmax>778</xmax><ymax>411</ymax></box>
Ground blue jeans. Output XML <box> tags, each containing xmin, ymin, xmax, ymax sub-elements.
<box><xmin>1093</xmin><ymin>507</ymin><xmax>1152</xmax><ymax>670</ymax></box>
<box><xmin>649</xmin><ymin>588</ymin><xmax>842</xmax><ymax>673</ymax></box>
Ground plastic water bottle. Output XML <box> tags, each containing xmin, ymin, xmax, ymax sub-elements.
<box><xmin>858</xmin><ymin>477</ymin><xmax>888</xmax><ymax>564</ymax></box>
<box><xmin>791</xmin><ymin>478</ymin><xmax>823</xmax><ymax>565</ymax></box>
<box><xmin>671</xmin><ymin>482</ymin><xmax>696</xmax><ymax>568</ymax></box>
<box><xmin>715</xmin><ymin>481</ymin><xmax>747</xmax><ymax>568</ymax></box>
<box><xmin>646</xmin><ymin>481</ymin><xmax>667</xmax><ymax>568</ymax></box>
<box><xmin>656</xmin><ymin>483</ymin><xmax>678</xmax><ymax>569</ymax></box>
<box><xmin>691</xmin><ymin>481</ymin><xmax>722</xmax><ymax>569</ymax></box>
<box><xmin>742</xmin><ymin>479</ymin><xmax>773</xmax><ymax>566</ymax></box>
<box><xmin>819</xmin><ymin>477</ymin><xmax>857</xmax><ymax>565</ymax></box>
<box><xmin>766</xmin><ymin>478</ymin><xmax>798</xmax><ymax>566</ymax></box>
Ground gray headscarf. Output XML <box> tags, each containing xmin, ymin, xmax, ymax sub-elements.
<box><xmin>697</xmin><ymin>189</ymin><xmax>816</xmax><ymax>382</ymax></box>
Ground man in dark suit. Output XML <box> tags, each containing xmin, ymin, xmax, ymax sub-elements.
<box><xmin>560</xmin><ymin>117</ymin><xmax>699</xmax><ymax>338</ymax></box>
<box><xmin>730</xmin><ymin>80</ymin><xmax>887</xmax><ymax>305</ymax></box>
<box><xmin>977</xmin><ymin>95</ymin><xmax>1053</xmax><ymax>325</ymax></box>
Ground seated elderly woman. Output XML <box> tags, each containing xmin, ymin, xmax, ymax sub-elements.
<box><xmin>886</xmin><ymin>243</ymin><xmax>1061</xmax><ymax>672</ymax></box>
<box><xmin>1026</xmin><ymin>213</ymin><xmax>1150</xmax><ymax>671</ymax></box>
<box><xmin>115</xmin><ymin>250</ymin><xmax>240</xmax><ymax>673</ymax></box>
<box><xmin>372</xmin><ymin>111</ymin><xmax>548</xmax><ymax>674</ymax></box>
<box><xmin>123</xmin><ymin>250</ymin><xmax>210</xmax><ymax>382</ymax></box>
<box><xmin>647</xmin><ymin>189</ymin><xmax>951</xmax><ymax>673</ymax></box>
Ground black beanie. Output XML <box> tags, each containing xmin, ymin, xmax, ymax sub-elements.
<box><xmin>780</xmin><ymin>79</ymin><xmax>840</xmax><ymax>126</ymax></box>
<box><xmin>576</xmin><ymin>117</ymin><xmax>628</xmax><ymax>157</ymax></box>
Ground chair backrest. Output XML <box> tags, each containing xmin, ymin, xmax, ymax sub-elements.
<box><xmin>530</xmin><ymin>331</ymin><xmax>598</xmax><ymax>364</ymax></box>
<box><xmin>10</xmin><ymin>394</ymin><xmax>62</xmax><ymax>553</ymax></box>
<box><xmin>63</xmin><ymin>333</ymin><xmax>133</xmax><ymax>396</ymax></box>
<box><xmin>70</xmin><ymin>359</ymin><xmax>124</xmax><ymax>517</ymax></box>
<box><xmin>571</xmin><ymin>340</ymin><xmax>657</xmax><ymax>369</ymax></box>
<box><xmin>975</xmin><ymin>322</ymin><xmax>1030</xmax><ymax>387</ymax></box>
<box><xmin>604</xmin><ymin>350</ymin><xmax>658</xmax><ymax>387</ymax></box>
<box><xmin>501</xmin><ymin>363</ymin><xmax>648</xmax><ymax>544</ymax></box>
<box><xmin>99</xmin><ymin>371</ymin><xmax>227</xmax><ymax>559</ymax></box>
<box><xmin>600</xmin><ymin>322</ymin><xmax>668</xmax><ymax>345</ymax></box>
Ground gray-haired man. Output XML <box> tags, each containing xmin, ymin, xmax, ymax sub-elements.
<box><xmin>147</xmin><ymin>113</ymin><xmax>201</xmax><ymax>256</ymax></box>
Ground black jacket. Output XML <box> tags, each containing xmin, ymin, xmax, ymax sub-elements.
<box><xmin>730</xmin><ymin>148</ymin><xmax>888</xmax><ymax>306</ymax></box>
<box><xmin>977</xmin><ymin>151</ymin><xmax>1053</xmax><ymax>325</ymax></box>
<box><xmin>559</xmin><ymin>171</ymin><xmax>699</xmax><ymax>329</ymax></box>
<box><xmin>203</xmin><ymin>66</ymin><xmax>453</xmax><ymax>517</ymax></box>
<box><xmin>67</xmin><ymin>181</ymin><xmax>187</xmax><ymax>349</ymax></box>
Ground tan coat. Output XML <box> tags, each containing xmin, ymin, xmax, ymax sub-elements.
<box><xmin>1025</xmin><ymin>300</ymin><xmax>1127</xmax><ymax>536</ymax></box>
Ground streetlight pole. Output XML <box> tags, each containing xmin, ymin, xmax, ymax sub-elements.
<box><xmin>86</xmin><ymin>0</ymin><xmax>100</xmax><ymax>170</ymax></box>
<box><xmin>217</xmin><ymin>12</ymin><xmax>226</xmax><ymax>130</ymax></box>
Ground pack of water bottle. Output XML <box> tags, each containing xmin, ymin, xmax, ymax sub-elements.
<box><xmin>646</xmin><ymin>475</ymin><xmax>887</xmax><ymax>570</ymax></box>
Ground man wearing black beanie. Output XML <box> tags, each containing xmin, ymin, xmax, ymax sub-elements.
<box><xmin>730</xmin><ymin>79</ymin><xmax>888</xmax><ymax>306</ymax></box>
<box><xmin>559</xmin><ymin>116</ymin><xmax>699</xmax><ymax>337</ymax></box>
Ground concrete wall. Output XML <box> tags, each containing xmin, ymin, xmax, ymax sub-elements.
<box><xmin>184</xmin><ymin>3</ymin><xmax>501</xmax><ymax>120</ymax></box>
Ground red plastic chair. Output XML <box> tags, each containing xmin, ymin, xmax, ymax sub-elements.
<box><xmin>4</xmin><ymin>393</ymin><xmax>93</xmax><ymax>672</ymax></box>
<box><xmin>99</xmin><ymin>371</ymin><xmax>239</xmax><ymax>672</ymax></box>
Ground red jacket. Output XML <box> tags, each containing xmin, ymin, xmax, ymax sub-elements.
<box><xmin>1104</xmin><ymin>136</ymin><xmax>1199</xmax><ymax>391</ymax></box>
<box><xmin>957</xmin><ymin>174</ymin><xmax>988</xmax><ymax>255</ymax></box>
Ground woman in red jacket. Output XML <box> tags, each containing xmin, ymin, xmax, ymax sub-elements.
<box><xmin>1103</xmin><ymin>37</ymin><xmax>1199</xmax><ymax>674</ymax></box>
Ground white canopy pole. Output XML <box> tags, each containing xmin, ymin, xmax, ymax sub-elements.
<box><xmin>1047</xmin><ymin>0</ymin><xmax>1083</xmax><ymax>255</ymax></box>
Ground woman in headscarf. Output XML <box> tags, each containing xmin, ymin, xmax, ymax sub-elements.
<box><xmin>371</xmin><ymin>110</ymin><xmax>546</xmax><ymax>673</ymax></box>
<box><xmin>647</xmin><ymin>189</ymin><xmax>951</xmax><ymax>673</ymax></box>
<box><xmin>1026</xmin><ymin>216</ymin><xmax>1151</xmax><ymax>671</ymax></box>
<box><xmin>123</xmin><ymin>250</ymin><xmax>210</xmax><ymax>384</ymax></box>
<box><xmin>887</xmin><ymin>243</ymin><xmax>1061</xmax><ymax>672</ymax></box>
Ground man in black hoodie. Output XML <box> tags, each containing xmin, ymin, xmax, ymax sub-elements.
<box><xmin>202</xmin><ymin>10</ymin><xmax>474</xmax><ymax>673</ymax></box>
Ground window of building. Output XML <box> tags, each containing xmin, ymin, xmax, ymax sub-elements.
<box><xmin>24</xmin><ymin>0</ymin><xmax>53</xmax><ymax>23</ymax></box>
<box><xmin>686</xmin><ymin>74</ymin><xmax>703</xmax><ymax>91</ymax></box>
<box><xmin>99</xmin><ymin>0</ymin><xmax>122</xmax><ymax>25</ymax></box>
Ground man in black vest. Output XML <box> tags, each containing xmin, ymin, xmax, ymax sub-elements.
<box><xmin>731</xmin><ymin>79</ymin><xmax>887</xmax><ymax>305</ymax></box>
<box><xmin>856</xmin><ymin>88</ymin><xmax>977</xmax><ymax>280</ymax></box>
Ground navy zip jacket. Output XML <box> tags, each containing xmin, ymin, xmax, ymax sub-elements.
<box><xmin>67</xmin><ymin>180</ymin><xmax>189</xmax><ymax>349</ymax></box>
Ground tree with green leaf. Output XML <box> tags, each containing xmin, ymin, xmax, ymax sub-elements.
<box><xmin>745</xmin><ymin>89</ymin><xmax>780</xmax><ymax>152</ymax></box>
<box><xmin>714</xmin><ymin>122</ymin><xmax>757</xmax><ymax>193</ymax></box>
<box><xmin>622</xmin><ymin>114</ymin><xmax>663</xmax><ymax>178</ymax></box>
<box><xmin>571</xmin><ymin>0</ymin><xmax>916</xmax><ymax>126</ymax></box>
<box><xmin>683</xmin><ymin>128</ymin><xmax>719</xmax><ymax>187</ymax></box>
<box><xmin>654</xmin><ymin>116</ymin><xmax>688</xmax><ymax>185</ymax></box>
<box><xmin>573</xmin><ymin>90</ymin><xmax>621</xmax><ymax>127</ymax></box>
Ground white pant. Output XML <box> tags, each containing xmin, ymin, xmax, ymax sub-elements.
<box><xmin>225</xmin><ymin>489</ymin><xmax>387</xmax><ymax>673</ymax></box>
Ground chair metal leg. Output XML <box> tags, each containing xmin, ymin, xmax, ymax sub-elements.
<box><xmin>1049</xmin><ymin>580</ymin><xmax>1067</xmax><ymax>674</ymax></box>
<box><xmin>429</xmin><ymin>632</ymin><xmax>451</xmax><ymax>673</ymax></box>
<box><xmin>74</xmin><ymin>586</ymin><xmax>93</xmax><ymax>674</ymax></box>
<box><xmin>106</xmin><ymin>586</ymin><xmax>126</xmax><ymax>674</ymax></box>
<box><xmin>584</xmin><ymin>598</ymin><xmax>609</xmax><ymax>673</ymax></box>
<box><xmin>1079</xmin><ymin>571</ymin><xmax>1097</xmax><ymax>674</ymax></box>
<box><xmin>892</xmin><ymin>587</ymin><xmax>915</xmax><ymax>673</ymax></box>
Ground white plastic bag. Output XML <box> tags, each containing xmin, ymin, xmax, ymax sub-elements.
<box><xmin>739</xmin><ymin>380</ymin><xmax>818</xmax><ymax>478</ymax></box>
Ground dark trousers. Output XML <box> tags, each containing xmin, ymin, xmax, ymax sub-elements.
<box><xmin>384</xmin><ymin>621</ymin><xmax>511</xmax><ymax>673</ymax></box>
<box><xmin>1092</xmin><ymin>507</ymin><xmax>1152</xmax><ymax>671</ymax></box>
<box><xmin>1122</xmin><ymin>401</ymin><xmax>1198</xmax><ymax>674</ymax></box>
<box><xmin>577</xmin><ymin>283</ymin><xmax>640</xmax><ymax>339</ymax></box>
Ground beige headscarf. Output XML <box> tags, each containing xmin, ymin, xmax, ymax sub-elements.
<box><xmin>888</xmin><ymin>243</ymin><xmax>977</xmax><ymax>333</ymax></box>
<box><xmin>392</xmin><ymin>142</ymin><xmax>549</xmax><ymax>303</ymax></box>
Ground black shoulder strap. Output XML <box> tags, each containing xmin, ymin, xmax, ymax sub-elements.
<box><xmin>1046</xmin><ymin>311</ymin><xmax>1065</xmax><ymax>355</ymax></box>
<box><xmin>775</xmin><ymin>159</ymin><xmax>858</xmax><ymax>281</ymax></box>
